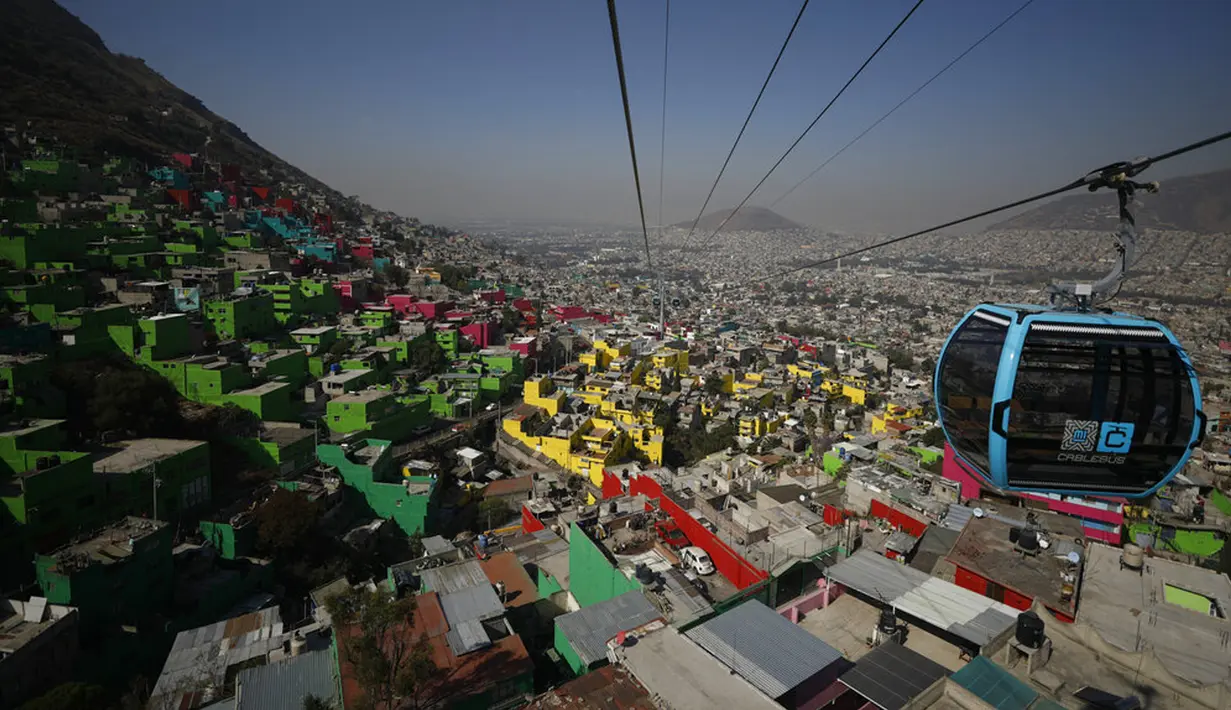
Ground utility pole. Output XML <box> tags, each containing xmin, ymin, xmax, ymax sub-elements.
<box><xmin>149</xmin><ymin>465</ymin><xmax>162</xmax><ymax>521</ymax></box>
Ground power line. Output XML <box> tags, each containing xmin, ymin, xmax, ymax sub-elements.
<box><xmin>657</xmin><ymin>0</ymin><xmax>671</xmax><ymax>236</ymax></box>
<box><xmin>762</xmin><ymin>128</ymin><xmax>1231</xmax><ymax>281</ymax></box>
<box><xmin>677</xmin><ymin>0</ymin><xmax>812</xmax><ymax>254</ymax></box>
<box><xmin>606</xmin><ymin>0</ymin><xmax>654</xmax><ymax>270</ymax></box>
<box><xmin>696</xmin><ymin>0</ymin><xmax>927</xmax><ymax>248</ymax></box>
<box><xmin>771</xmin><ymin>0</ymin><xmax>1035</xmax><ymax>209</ymax></box>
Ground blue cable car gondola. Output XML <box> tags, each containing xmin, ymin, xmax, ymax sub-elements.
<box><xmin>935</xmin><ymin>171</ymin><xmax>1206</xmax><ymax>498</ymax></box>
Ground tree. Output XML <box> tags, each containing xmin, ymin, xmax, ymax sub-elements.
<box><xmin>254</xmin><ymin>488</ymin><xmax>321</xmax><ymax>555</ymax></box>
<box><xmin>18</xmin><ymin>682</ymin><xmax>108</xmax><ymax>710</ymax></box>
<box><xmin>703</xmin><ymin>377</ymin><xmax>724</xmax><ymax>396</ymax></box>
<box><xmin>803</xmin><ymin>408</ymin><xmax>818</xmax><ymax>431</ymax></box>
<box><xmin>500</xmin><ymin>307</ymin><xmax>519</xmax><ymax>332</ymax></box>
<box><xmin>325</xmin><ymin>586</ymin><xmax>438</xmax><ymax>710</ymax></box>
<box><xmin>408</xmin><ymin>336</ymin><xmax>446</xmax><ymax>375</ymax></box>
<box><xmin>327</xmin><ymin>338</ymin><xmax>352</xmax><ymax>359</ymax></box>
<box><xmin>477</xmin><ymin>497</ymin><xmax>513</xmax><ymax>530</ymax></box>
<box><xmin>920</xmin><ymin>427</ymin><xmax>947</xmax><ymax>448</ymax></box>
<box><xmin>383</xmin><ymin>264</ymin><xmax>410</xmax><ymax>291</ymax></box>
<box><xmin>303</xmin><ymin>695</ymin><xmax>334</xmax><ymax>710</ymax></box>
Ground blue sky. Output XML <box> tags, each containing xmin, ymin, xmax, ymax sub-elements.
<box><xmin>63</xmin><ymin>0</ymin><xmax>1231</xmax><ymax>234</ymax></box>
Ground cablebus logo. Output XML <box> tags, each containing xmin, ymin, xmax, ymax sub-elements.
<box><xmin>1058</xmin><ymin>420</ymin><xmax>1133</xmax><ymax>464</ymax></box>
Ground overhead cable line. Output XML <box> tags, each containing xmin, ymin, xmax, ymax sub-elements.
<box><xmin>697</xmin><ymin>0</ymin><xmax>927</xmax><ymax>247</ymax></box>
<box><xmin>761</xmin><ymin>129</ymin><xmax>1231</xmax><ymax>281</ymax></box>
<box><xmin>606</xmin><ymin>0</ymin><xmax>654</xmax><ymax>270</ymax></box>
<box><xmin>770</xmin><ymin>0</ymin><xmax>1035</xmax><ymax>209</ymax></box>
<box><xmin>677</xmin><ymin>0</ymin><xmax>812</xmax><ymax>254</ymax></box>
<box><xmin>657</xmin><ymin>0</ymin><xmax>671</xmax><ymax>237</ymax></box>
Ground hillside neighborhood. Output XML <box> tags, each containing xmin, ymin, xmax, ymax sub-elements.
<box><xmin>1</xmin><ymin>122</ymin><xmax>1229</xmax><ymax>710</ymax></box>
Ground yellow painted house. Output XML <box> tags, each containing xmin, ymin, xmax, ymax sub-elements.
<box><xmin>524</xmin><ymin>376</ymin><xmax>565</xmax><ymax>416</ymax></box>
<box><xmin>738</xmin><ymin>412</ymin><xmax>784</xmax><ymax>438</ymax></box>
<box><xmin>502</xmin><ymin>410</ymin><xmax>658</xmax><ymax>486</ymax></box>
<box><xmin>651</xmin><ymin>347</ymin><xmax>689</xmax><ymax>374</ymax></box>
<box><xmin>580</xmin><ymin>339</ymin><xmax>629</xmax><ymax>372</ymax></box>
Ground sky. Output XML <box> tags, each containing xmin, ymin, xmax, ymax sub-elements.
<box><xmin>63</xmin><ymin>0</ymin><xmax>1231</xmax><ymax>235</ymax></box>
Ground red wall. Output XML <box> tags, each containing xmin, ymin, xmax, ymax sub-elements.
<box><xmin>869</xmin><ymin>500</ymin><xmax>927</xmax><ymax>538</ymax></box>
<box><xmin>953</xmin><ymin>564</ymin><xmax>1075</xmax><ymax>623</ymax></box>
<box><xmin>601</xmin><ymin>470</ymin><xmax>624</xmax><ymax>499</ymax></box>
<box><xmin>629</xmin><ymin>475</ymin><xmax>768</xmax><ymax>589</ymax></box>
<box><xmin>521</xmin><ymin>505</ymin><xmax>546</xmax><ymax>533</ymax></box>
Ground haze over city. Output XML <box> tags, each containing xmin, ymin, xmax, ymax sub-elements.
<box><xmin>61</xmin><ymin>0</ymin><xmax>1231</xmax><ymax>234</ymax></box>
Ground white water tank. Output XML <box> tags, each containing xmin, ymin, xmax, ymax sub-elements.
<box><xmin>290</xmin><ymin>632</ymin><xmax>307</xmax><ymax>657</ymax></box>
<box><xmin>1122</xmin><ymin>543</ymin><xmax>1144</xmax><ymax>570</ymax></box>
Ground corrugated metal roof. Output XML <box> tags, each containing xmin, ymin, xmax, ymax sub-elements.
<box><xmin>685</xmin><ymin>599</ymin><xmax>842</xmax><ymax>699</ymax></box>
<box><xmin>235</xmin><ymin>648</ymin><xmax>339</xmax><ymax>710</ymax></box>
<box><xmin>439</xmin><ymin>583</ymin><xmax>504</xmax><ymax>625</ymax></box>
<box><xmin>420</xmin><ymin>559</ymin><xmax>490</xmax><ymax>595</ymax></box>
<box><xmin>839</xmin><ymin>642</ymin><xmax>950</xmax><ymax>710</ymax></box>
<box><xmin>948</xmin><ymin>656</ymin><xmax>1066</xmax><ymax>710</ymax></box>
<box><xmin>422</xmin><ymin>535</ymin><xmax>454</xmax><ymax>555</ymax></box>
<box><xmin>555</xmin><ymin>592</ymin><xmax>661</xmax><ymax>666</ymax></box>
<box><xmin>825</xmin><ymin>551</ymin><xmax>1017</xmax><ymax>648</ymax></box>
<box><xmin>445</xmin><ymin>618</ymin><xmax>493</xmax><ymax>656</ymax></box>
<box><xmin>152</xmin><ymin>607</ymin><xmax>286</xmax><ymax>706</ymax></box>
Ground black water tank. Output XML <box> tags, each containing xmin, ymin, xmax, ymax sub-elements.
<box><xmin>634</xmin><ymin>563</ymin><xmax>655</xmax><ymax>585</ymax></box>
<box><xmin>1015</xmin><ymin>611</ymin><xmax>1045</xmax><ymax>649</ymax></box>
<box><xmin>1009</xmin><ymin>527</ymin><xmax>1022</xmax><ymax>543</ymax></box>
<box><xmin>1017</xmin><ymin>531</ymin><xmax>1039</xmax><ymax>552</ymax></box>
<box><xmin>878</xmin><ymin>607</ymin><xmax>897</xmax><ymax>636</ymax></box>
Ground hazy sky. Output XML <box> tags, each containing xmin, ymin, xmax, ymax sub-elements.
<box><xmin>63</xmin><ymin>0</ymin><xmax>1231</xmax><ymax>234</ymax></box>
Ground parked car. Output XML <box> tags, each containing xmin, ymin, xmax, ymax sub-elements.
<box><xmin>654</xmin><ymin>519</ymin><xmax>689</xmax><ymax>549</ymax></box>
<box><xmin>680</xmin><ymin>546</ymin><xmax>715</xmax><ymax>576</ymax></box>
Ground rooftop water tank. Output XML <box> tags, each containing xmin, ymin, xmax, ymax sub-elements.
<box><xmin>1015</xmin><ymin>611</ymin><xmax>1045</xmax><ymax>649</ymax></box>
<box><xmin>1122</xmin><ymin>543</ymin><xmax>1145</xmax><ymax>571</ymax></box>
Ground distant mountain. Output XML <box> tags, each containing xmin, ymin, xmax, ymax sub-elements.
<box><xmin>672</xmin><ymin>206</ymin><xmax>803</xmax><ymax>232</ymax></box>
<box><xmin>987</xmin><ymin>168</ymin><xmax>1231</xmax><ymax>234</ymax></box>
<box><xmin>0</xmin><ymin>0</ymin><xmax>343</xmax><ymax>201</ymax></box>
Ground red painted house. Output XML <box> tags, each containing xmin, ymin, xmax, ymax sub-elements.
<box><xmin>314</xmin><ymin>213</ymin><xmax>333</xmax><ymax>233</ymax></box>
<box><xmin>250</xmin><ymin>186</ymin><xmax>271</xmax><ymax>203</ymax></box>
<box><xmin>351</xmin><ymin>244</ymin><xmax>375</xmax><ymax>260</ymax></box>
<box><xmin>221</xmin><ymin>164</ymin><xmax>242</xmax><ymax>182</ymax></box>
<box><xmin>946</xmin><ymin>512</ymin><xmax>1082</xmax><ymax>623</ymax></box>
<box><xmin>171</xmin><ymin>152</ymin><xmax>194</xmax><ymax>169</ymax></box>
<box><xmin>412</xmin><ymin>300</ymin><xmax>453</xmax><ymax>320</ymax></box>
<box><xmin>275</xmin><ymin>197</ymin><xmax>296</xmax><ymax>213</ymax></box>
<box><xmin>478</xmin><ymin>289</ymin><xmax>506</xmax><ymax>305</ymax></box>
<box><xmin>166</xmin><ymin>189</ymin><xmax>195</xmax><ymax>209</ymax></box>
<box><xmin>551</xmin><ymin>305</ymin><xmax>588</xmax><ymax>321</ymax></box>
<box><xmin>461</xmin><ymin>322</ymin><xmax>498</xmax><ymax>349</ymax></box>
<box><xmin>512</xmin><ymin>298</ymin><xmax>534</xmax><ymax>312</ymax></box>
<box><xmin>509</xmin><ymin>336</ymin><xmax>537</xmax><ymax>359</ymax></box>
<box><xmin>385</xmin><ymin>294</ymin><xmax>418</xmax><ymax>316</ymax></box>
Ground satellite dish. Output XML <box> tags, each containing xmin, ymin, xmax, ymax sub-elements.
<box><xmin>1066</xmin><ymin>551</ymin><xmax>1081</xmax><ymax>565</ymax></box>
<box><xmin>972</xmin><ymin>508</ymin><xmax>985</xmax><ymax>518</ymax></box>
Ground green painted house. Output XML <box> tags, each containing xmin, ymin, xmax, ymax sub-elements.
<box><xmin>317</xmin><ymin>439</ymin><xmax>439</xmax><ymax>536</ymax></box>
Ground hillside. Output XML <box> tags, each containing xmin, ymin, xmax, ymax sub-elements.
<box><xmin>673</xmin><ymin>206</ymin><xmax>803</xmax><ymax>232</ymax></box>
<box><xmin>987</xmin><ymin>167</ymin><xmax>1231</xmax><ymax>234</ymax></box>
<box><xmin>0</xmin><ymin>0</ymin><xmax>343</xmax><ymax>202</ymax></box>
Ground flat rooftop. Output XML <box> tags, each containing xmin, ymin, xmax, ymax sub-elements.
<box><xmin>0</xmin><ymin>598</ymin><xmax>75</xmax><ymax>655</ymax></box>
<box><xmin>259</xmin><ymin>426</ymin><xmax>314</xmax><ymax>447</ymax></box>
<box><xmin>0</xmin><ymin>418</ymin><xmax>64</xmax><ymax>438</ymax></box>
<box><xmin>946</xmin><ymin>514</ymin><xmax>1083</xmax><ymax>616</ymax></box>
<box><xmin>1076</xmin><ymin>542</ymin><xmax>1231</xmax><ymax>690</ymax></box>
<box><xmin>45</xmin><ymin>516</ymin><xmax>167</xmax><ymax>569</ymax></box>
<box><xmin>291</xmin><ymin>326</ymin><xmax>336</xmax><ymax>336</ymax></box>
<box><xmin>321</xmin><ymin>368</ymin><xmax>373</xmax><ymax>384</ymax></box>
<box><xmin>799</xmin><ymin>593</ymin><xmax>968</xmax><ymax>672</ymax></box>
<box><xmin>228</xmin><ymin>381</ymin><xmax>291</xmax><ymax>397</ymax></box>
<box><xmin>620</xmin><ymin>627</ymin><xmax>780</xmax><ymax>710</ymax></box>
<box><xmin>93</xmin><ymin>438</ymin><xmax>207</xmax><ymax>474</ymax></box>
<box><xmin>330</xmin><ymin>389</ymin><xmax>390</xmax><ymax>404</ymax></box>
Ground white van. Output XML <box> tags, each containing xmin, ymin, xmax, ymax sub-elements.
<box><xmin>680</xmin><ymin>546</ymin><xmax>715</xmax><ymax>576</ymax></box>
